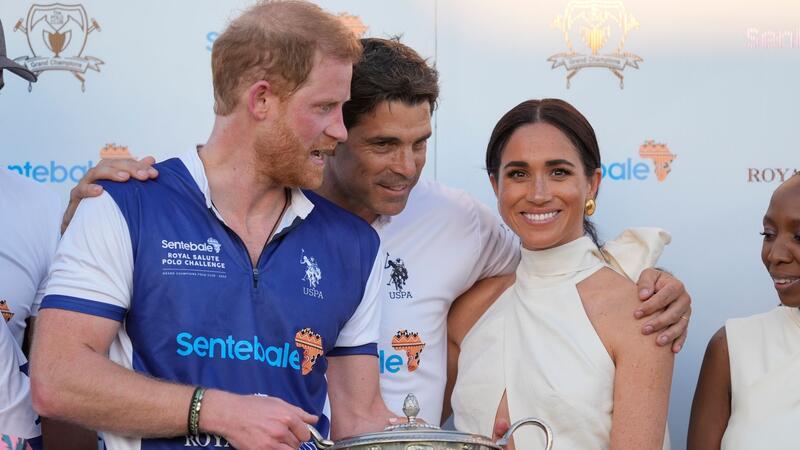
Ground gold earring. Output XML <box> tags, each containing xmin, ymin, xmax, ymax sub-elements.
<box><xmin>584</xmin><ymin>198</ymin><xmax>596</xmax><ymax>216</ymax></box>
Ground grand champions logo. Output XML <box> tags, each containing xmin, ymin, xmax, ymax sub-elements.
<box><xmin>13</xmin><ymin>3</ymin><xmax>103</xmax><ymax>91</ymax></box>
<box><xmin>549</xmin><ymin>0</ymin><xmax>642</xmax><ymax>89</ymax></box>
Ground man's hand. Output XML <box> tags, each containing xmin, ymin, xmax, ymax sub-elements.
<box><xmin>61</xmin><ymin>157</ymin><xmax>159</xmax><ymax>234</ymax></box>
<box><xmin>201</xmin><ymin>390</ymin><xmax>318</xmax><ymax>450</ymax></box>
<box><xmin>634</xmin><ymin>268</ymin><xmax>692</xmax><ymax>353</ymax></box>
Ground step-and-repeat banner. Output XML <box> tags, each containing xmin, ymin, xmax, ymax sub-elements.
<box><xmin>1</xmin><ymin>0</ymin><xmax>798</xmax><ymax>446</ymax></box>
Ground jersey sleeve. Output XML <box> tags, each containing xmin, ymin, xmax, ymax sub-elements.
<box><xmin>466</xmin><ymin>197</ymin><xmax>520</xmax><ymax>286</ymax></box>
<box><xmin>41</xmin><ymin>192</ymin><xmax>133</xmax><ymax>322</ymax></box>
<box><xmin>328</xmin><ymin>245</ymin><xmax>384</xmax><ymax>357</ymax></box>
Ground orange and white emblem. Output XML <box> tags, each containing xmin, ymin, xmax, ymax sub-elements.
<box><xmin>295</xmin><ymin>328</ymin><xmax>323</xmax><ymax>375</ymax></box>
<box><xmin>391</xmin><ymin>330</ymin><xmax>425</xmax><ymax>372</ymax></box>
<box><xmin>0</xmin><ymin>300</ymin><xmax>14</xmax><ymax>322</ymax></box>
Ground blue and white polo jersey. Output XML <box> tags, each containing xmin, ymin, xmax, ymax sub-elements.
<box><xmin>42</xmin><ymin>150</ymin><xmax>383</xmax><ymax>450</ymax></box>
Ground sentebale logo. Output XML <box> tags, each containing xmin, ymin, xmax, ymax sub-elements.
<box><xmin>391</xmin><ymin>330</ymin><xmax>426</xmax><ymax>372</ymax></box>
<box><xmin>161</xmin><ymin>238</ymin><xmax>221</xmax><ymax>254</ymax></box>
<box><xmin>549</xmin><ymin>0</ymin><xmax>642</xmax><ymax>88</ymax></box>
<box><xmin>602</xmin><ymin>140</ymin><xmax>677</xmax><ymax>182</ymax></box>
<box><xmin>175</xmin><ymin>332</ymin><xmax>301</xmax><ymax>370</ymax></box>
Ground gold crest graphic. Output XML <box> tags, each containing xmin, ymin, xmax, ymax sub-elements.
<box><xmin>549</xmin><ymin>0</ymin><xmax>642</xmax><ymax>88</ymax></box>
<box><xmin>13</xmin><ymin>3</ymin><xmax>103</xmax><ymax>91</ymax></box>
<box><xmin>99</xmin><ymin>144</ymin><xmax>133</xmax><ymax>160</ymax></box>
<box><xmin>638</xmin><ymin>140</ymin><xmax>676</xmax><ymax>182</ymax></box>
<box><xmin>295</xmin><ymin>328</ymin><xmax>323</xmax><ymax>375</ymax></box>
<box><xmin>336</xmin><ymin>12</ymin><xmax>368</xmax><ymax>38</ymax></box>
<box><xmin>0</xmin><ymin>300</ymin><xmax>15</xmax><ymax>323</ymax></box>
<box><xmin>391</xmin><ymin>330</ymin><xmax>425</xmax><ymax>372</ymax></box>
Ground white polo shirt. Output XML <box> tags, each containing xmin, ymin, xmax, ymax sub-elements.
<box><xmin>0</xmin><ymin>169</ymin><xmax>62</xmax><ymax>347</ymax></box>
<box><xmin>373</xmin><ymin>178</ymin><xmax>519</xmax><ymax>424</ymax></box>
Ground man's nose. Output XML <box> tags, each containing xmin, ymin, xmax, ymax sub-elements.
<box><xmin>325</xmin><ymin>107</ymin><xmax>348</xmax><ymax>143</ymax></box>
<box><xmin>392</xmin><ymin>147</ymin><xmax>417</xmax><ymax>179</ymax></box>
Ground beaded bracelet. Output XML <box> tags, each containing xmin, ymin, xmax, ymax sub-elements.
<box><xmin>188</xmin><ymin>386</ymin><xmax>205</xmax><ymax>436</ymax></box>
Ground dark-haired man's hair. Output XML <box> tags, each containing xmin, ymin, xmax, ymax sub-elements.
<box><xmin>343</xmin><ymin>37</ymin><xmax>439</xmax><ymax>128</ymax></box>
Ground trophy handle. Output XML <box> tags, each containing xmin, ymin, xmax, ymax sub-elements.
<box><xmin>308</xmin><ymin>424</ymin><xmax>335</xmax><ymax>449</ymax></box>
<box><xmin>494</xmin><ymin>418</ymin><xmax>553</xmax><ymax>450</ymax></box>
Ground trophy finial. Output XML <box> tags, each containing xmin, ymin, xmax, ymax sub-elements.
<box><xmin>402</xmin><ymin>394</ymin><xmax>420</xmax><ymax>424</ymax></box>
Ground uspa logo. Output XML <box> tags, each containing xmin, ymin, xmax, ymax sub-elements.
<box><xmin>384</xmin><ymin>252</ymin><xmax>413</xmax><ymax>299</ymax></box>
<box><xmin>300</xmin><ymin>249</ymin><xmax>324</xmax><ymax>299</ymax></box>
<box><xmin>549</xmin><ymin>0</ymin><xmax>642</xmax><ymax>88</ymax></box>
<box><xmin>13</xmin><ymin>3</ymin><xmax>103</xmax><ymax>91</ymax></box>
<box><xmin>602</xmin><ymin>140</ymin><xmax>677</xmax><ymax>182</ymax></box>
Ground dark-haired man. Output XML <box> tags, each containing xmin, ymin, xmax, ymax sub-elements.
<box><xmin>67</xmin><ymin>37</ymin><xmax>692</xmax><ymax>428</ymax></box>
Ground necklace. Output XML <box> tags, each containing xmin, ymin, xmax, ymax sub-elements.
<box><xmin>267</xmin><ymin>188</ymin><xmax>291</xmax><ymax>243</ymax></box>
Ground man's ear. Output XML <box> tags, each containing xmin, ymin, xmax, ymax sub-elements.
<box><xmin>246</xmin><ymin>80</ymin><xmax>279</xmax><ymax>120</ymax></box>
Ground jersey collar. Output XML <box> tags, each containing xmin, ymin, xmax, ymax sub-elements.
<box><xmin>179</xmin><ymin>149</ymin><xmax>314</xmax><ymax>238</ymax></box>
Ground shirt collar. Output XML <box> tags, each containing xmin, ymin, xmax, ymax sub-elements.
<box><xmin>179</xmin><ymin>149</ymin><xmax>314</xmax><ymax>237</ymax></box>
<box><xmin>370</xmin><ymin>214</ymin><xmax>393</xmax><ymax>232</ymax></box>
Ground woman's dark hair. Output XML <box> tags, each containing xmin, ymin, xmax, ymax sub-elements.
<box><xmin>485</xmin><ymin>99</ymin><xmax>602</xmax><ymax>245</ymax></box>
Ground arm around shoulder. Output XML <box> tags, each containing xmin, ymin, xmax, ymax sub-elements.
<box><xmin>443</xmin><ymin>274</ymin><xmax>514</xmax><ymax>423</ymax></box>
<box><xmin>687</xmin><ymin>327</ymin><xmax>731</xmax><ymax>450</ymax></box>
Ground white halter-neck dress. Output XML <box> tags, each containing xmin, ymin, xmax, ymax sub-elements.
<box><xmin>721</xmin><ymin>306</ymin><xmax>800</xmax><ymax>450</ymax></box>
<box><xmin>452</xmin><ymin>229</ymin><xmax>670</xmax><ymax>449</ymax></box>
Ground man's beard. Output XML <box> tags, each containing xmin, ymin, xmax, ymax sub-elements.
<box><xmin>254</xmin><ymin>117</ymin><xmax>325</xmax><ymax>189</ymax></box>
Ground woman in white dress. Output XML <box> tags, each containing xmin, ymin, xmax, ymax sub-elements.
<box><xmin>688</xmin><ymin>174</ymin><xmax>800</xmax><ymax>450</ymax></box>
<box><xmin>447</xmin><ymin>99</ymin><xmax>674</xmax><ymax>449</ymax></box>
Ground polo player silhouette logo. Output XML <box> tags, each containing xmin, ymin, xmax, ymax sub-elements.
<box><xmin>300</xmin><ymin>249</ymin><xmax>321</xmax><ymax>289</ymax></box>
<box><xmin>384</xmin><ymin>253</ymin><xmax>409</xmax><ymax>291</ymax></box>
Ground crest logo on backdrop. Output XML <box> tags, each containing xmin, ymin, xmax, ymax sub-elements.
<box><xmin>13</xmin><ymin>3</ymin><xmax>103</xmax><ymax>91</ymax></box>
<box><xmin>549</xmin><ymin>0</ymin><xmax>642</xmax><ymax>88</ymax></box>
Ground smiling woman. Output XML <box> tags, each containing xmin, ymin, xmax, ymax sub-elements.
<box><xmin>449</xmin><ymin>99</ymin><xmax>674</xmax><ymax>449</ymax></box>
<box><xmin>688</xmin><ymin>174</ymin><xmax>800</xmax><ymax>450</ymax></box>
